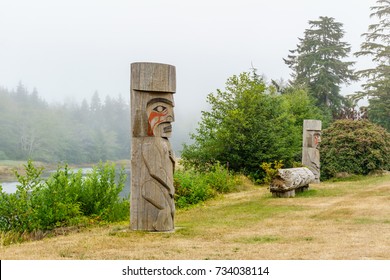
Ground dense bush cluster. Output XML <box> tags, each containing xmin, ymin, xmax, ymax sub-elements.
<box><xmin>321</xmin><ymin>120</ymin><xmax>390</xmax><ymax>179</ymax></box>
<box><xmin>174</xmin><ymin>162</ymin><xmax>241</xmax><ymax>208</ymax></box>
<box><xmin>0</xmin><ymin>161</ymin><xmax>129</xmax><ymax>234</ymax></box>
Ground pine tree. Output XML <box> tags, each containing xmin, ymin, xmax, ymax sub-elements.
<box><xmin>355</xmin><ymin>0</ymin><xmax>390</xmax><ymax>131</ymax></box>
<box><xmin>284</xmin><ymin>16</ymin><xmax>357</xmax><ymax>116</ymax></box>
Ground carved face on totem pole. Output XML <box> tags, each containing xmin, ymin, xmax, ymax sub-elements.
<box><xmin>146</xmin><ymin>98</ymin><xmax>175</xmax><ymax>138</ymax></box>
<box><xmin>302</xmin><ymin>119</ymin><xmax>322</xmax><ymax>183</ymax></box>
<box><xmin>306</xmin><ymin>130</ymin><xmax>321</xmax><ymax>149</ymax></box>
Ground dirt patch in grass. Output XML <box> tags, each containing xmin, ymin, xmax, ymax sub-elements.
<box><xmin>1</xmin><ymin>175</ymin><xmax>389</xmax><ymax>260</ymax></box>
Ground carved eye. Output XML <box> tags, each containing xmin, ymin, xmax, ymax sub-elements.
<box><xmin>153</xmin><ymin>105</ymin><xmax>166</xmax><ymax>112</ymax></box>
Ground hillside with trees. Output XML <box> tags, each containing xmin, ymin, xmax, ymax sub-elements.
<box><xmin>0</xmin><ymin>83</ymin><xmax>130</xmax><ymax>163</ymax></box>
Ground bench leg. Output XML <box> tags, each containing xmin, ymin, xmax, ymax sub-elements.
<box><xmin>272</xmin><ymin>189</ymin><xmax>295</xmax><ymax>198</ymax></box>
<box><xmin>296</xmin><ymin>185</ymin><xmax>309</xmax><ymax>193</ymax></box>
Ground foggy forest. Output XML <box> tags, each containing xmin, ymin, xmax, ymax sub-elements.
<box><xmin>0</xmin><ymin>83</ymin><xmax>131</xmax><ymax>163</ymax></box>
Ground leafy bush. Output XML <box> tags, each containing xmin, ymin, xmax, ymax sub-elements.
<box><xmin>203</xmin><ymin>162</ymin><xmax>239</xmax><ymax>193</ymax></box>
<box><xmin>174</xmin><ymin>170</ymin><xmax>215</xmax><ymax>208</ymax></box>
<box><xmin>0</xmin><ymin>161</ymin><xmax>47</xmax><ymax>232</ymax></box>
<box><xmin>32</xmin><ymin>165</ymin><xmax>82</xmax><ymax>230</ymax></box>
<box><xmin>174</xmin><ymin>162</ymin><xmax>240</xmax><ymax>208</ymax></box>
<box><xmin>260</xmin><ymin>160</ymin><xmax>284</xmax><ymax>184</ymax></box>
<box><xmin>0</xmin><ymin>160</ymin><xmax>128</xmax><ymax>235</ymax></box>
<box><xmin>321</xmin><ymin>120</ymin><xmax>390</xmax><ymax>179</ymax></box>
<box><xmin>76</xmin><ymin>162</ymin><xmax>127</xmax><ymax>220</ymax></box>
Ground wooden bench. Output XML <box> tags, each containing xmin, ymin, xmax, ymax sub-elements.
<box><xmin>269</xmin><ymin>167</ymin><xmax>315</xmax><ymax>198</ymax></box>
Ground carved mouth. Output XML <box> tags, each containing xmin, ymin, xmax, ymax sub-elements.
<box><xmin>163</xmin><ymin>125</ymin><xmax>172</xmax><ymax>133</ymax></box>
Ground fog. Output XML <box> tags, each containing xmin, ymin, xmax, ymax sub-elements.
<box><xmin>0</xmin><ymin>0</ymin><xmax>377</xmax><ymax>149</ymax></box>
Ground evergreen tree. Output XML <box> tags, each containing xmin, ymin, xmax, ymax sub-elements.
<box><xmin>284</xmin><ymin>16</ymin><xmax>357</xmax><ymax>116</ymax></box>
<box><xmin>181</xmin><ymin>71</ymin><xmax>325</xmax><ymax>181</ymax></box>
<box><xmin>355</xmin><ymin>0</ymin><xmax>390</xmax><ymax>131</ymax></box>
<box><xmin>15</xmin><ymin>81</ymin><xmax>28</xmax><ymax>103</ymax></box>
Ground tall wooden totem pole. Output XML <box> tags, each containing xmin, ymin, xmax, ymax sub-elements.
<box><xmin>302</xmin><ymin>120</ymin><xmax>322</xmax><ymax>183</ymax></box>
<box><xmin>130</xmin><ymin>62</ymin><xmax>176</xmax><ymax>231</ymax></box>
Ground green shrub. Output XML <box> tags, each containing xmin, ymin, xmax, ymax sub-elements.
<box><xmin>174</xmin><ymin>169</ymin><xmax>215</xmax><ymax>208</ymax></box>
<box><xmin>77</xmin><ymin>162</ymin><xmax>127</xmax><ymax>220</ymax></box>
<box><xmin>0</xmin><ymin>160</ymin><xmax>129</xmax><ymax>234</ymax></box>
<box><xmin>32</xmin><ymin>165</ymin><xmax>82</xmax><ymax>230</ymax></box>
<box><xmin>174</xmin><ymin>162</ymin><xmax>240</xmax><ymax>208</ymax></box>
<box><xmin>321</xmin><ymin>120</ymin><xmax>390</xmax><ymax>179</ymax></box>
<box><xmin>203</xmin><ymin>162</ymin><xmax>239</xmax><ymax>193</ymax></box>
<box><xmin>260</xmin><ymin>160</ymin><xmax>284</xmax><ymax>184</ymax></box>
<box><xmin>0</xmin><ymin>161</ymin><xmax>46</xmax><ymax>232</ymax></box>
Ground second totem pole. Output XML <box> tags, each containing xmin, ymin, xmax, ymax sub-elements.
<box><xmin>302</xmin><ymin>119</ymin><xmax>322</xmax><ymax>183</ymax></box>
<box><xmin>130</xmin><ymin>62</ymin><xmax>176</xmax><ymax>231</ymax></box>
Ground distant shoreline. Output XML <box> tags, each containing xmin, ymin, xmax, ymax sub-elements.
<box><xmin>0</xmin><ymin>159</ymin><xmax>130</xmax><ymax>182</ymax></box>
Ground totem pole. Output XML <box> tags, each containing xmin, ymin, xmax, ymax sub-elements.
<box><xmin>302</xmin><ymin>119</ymin><xmax>322</xmax><ymax>183</ymax></box>
<box><xmin>130</xmin><ymin>62</ymin><xmax>176</xmax><ymax>231</ymax></box>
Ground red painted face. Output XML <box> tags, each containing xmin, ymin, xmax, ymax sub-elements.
<box><xmin>314</xmin><ymin>132</ymin><xmax>321</xmax><ymax>146</ymax></box>
<box><xmin>146</xmin><ymin>99</ymin><xmax>174</xmax><ymax>137</ymax></box>
<box><xmin>148</xmin><ymin>105</ymin><xmax>168</xmax><ymax>136</ymax></box>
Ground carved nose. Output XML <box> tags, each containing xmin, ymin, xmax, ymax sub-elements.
<box><xmin>166</xmin><ymin>115</ymin><xmax>174</xmax><ymax>122</ymax></box>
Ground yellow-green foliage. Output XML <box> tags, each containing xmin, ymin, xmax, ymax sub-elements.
<box><xmin>260</xmin><ymin>160</ymin><xmax>284</xmax><ymax>183</ymax></box>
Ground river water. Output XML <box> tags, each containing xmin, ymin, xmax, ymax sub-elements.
<box><xmin>0</xmin><ymin>168</ymin><xmax>131</xmax><ymax>198</ymax></box>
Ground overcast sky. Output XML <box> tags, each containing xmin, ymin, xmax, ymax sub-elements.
<box><xmin>0</xmin><ymin>0</ymin><xmax>378</xmax><ymax>146</ymax></box>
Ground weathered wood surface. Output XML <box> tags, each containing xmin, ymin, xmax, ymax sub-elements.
<box><xmin>302</xmin><ymin>119</ymin><xmax>322</xmax><ymax>183</ymax></box>
<box><xmin>130</xmin><ymin>62</ymin><xmax>176</xmax><ymax>231</ymax></box>
<box><xmin>270</xmin><ymin>167</ymin><xmax>315</xmax><ymax>198</ymax></box>
<box><xmin>131</xmin><ymin>62</ymin><xmax>176</xmax><ymax>93</ymax></box>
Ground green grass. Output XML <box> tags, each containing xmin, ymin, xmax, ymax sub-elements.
<box><xmin>325</xmin><ymin>174</ymin><xmax>366</xmax><ymax>182</ymax></box>
<box><xmin>1</xmin><ymin>173</ymin><xmax>389</xmax><ymax>259</ymax></box>
<box><xmin>175</xmin><ymin>192</ymin><xmax>306</xmax><ymax>238</ymax></box>
<box><xmin>353</xmin><ymin>218</ymin><xmax>390</xmax><ymax>225</ymax></box>
<box><xmin>295</xmin><ymin>174</ymin><xmax>390</xmax><ymax>198</ymax></box>
<box><xmin>175</xmin><ymin>174</ymin><xmax>390</xmax><ymax>239</ymax></box>
<box><xmin>353</xmin><ymin>218</ymin><xmax>377</xmax><ymax>225</ymax></box>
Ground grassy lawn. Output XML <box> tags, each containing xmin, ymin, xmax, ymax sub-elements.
<box><xmin>1</xmin><ymin>174</ymin><xmax>389</xmax><ymax>260</ymax></box>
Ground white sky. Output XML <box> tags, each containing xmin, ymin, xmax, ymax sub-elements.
<box><xmin>0</xmin><ymin>0</ymin><xmax>378</xmax><ymax>145</ymax></box>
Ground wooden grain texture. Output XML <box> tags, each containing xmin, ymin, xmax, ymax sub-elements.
<box><xmin>131</xmin><ymin>137</ymin><xmax>175</xmax><ymax>231</ymax></box>
<box><xmin>130</xmin><ymin>62</ymin><xmax>176</xmax><ymax>231</ymax></box>
<box><xmin>302</xmin><ymin>119</ymin><xmax>322</xmax><ymax>183</ymax></box>
<box><xmin>131</xmin><ymin>62</ymin><xmax>176</xmax><ymax>93</ymax></box>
